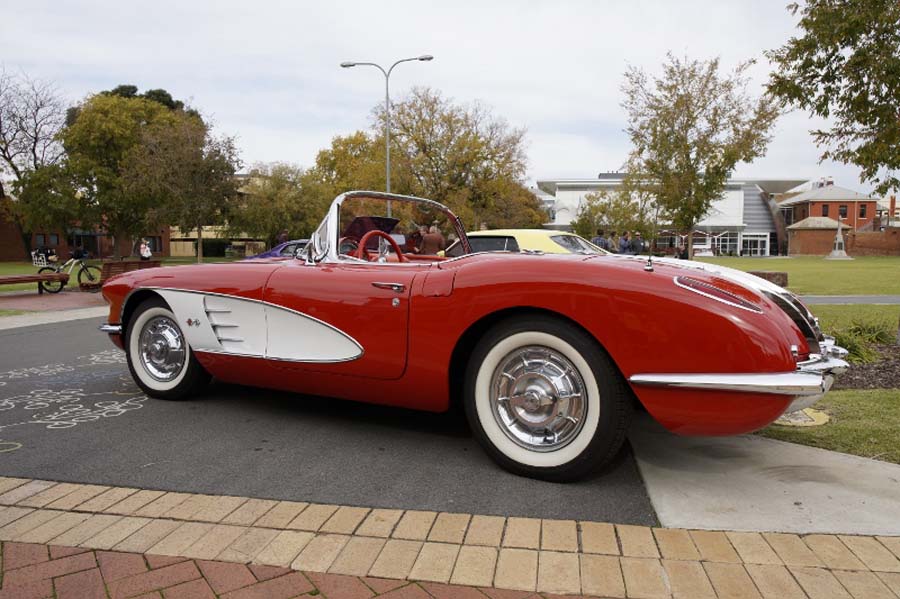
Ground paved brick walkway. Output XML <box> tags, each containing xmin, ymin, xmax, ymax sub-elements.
<box><xmin>0</xmin><ymin>477</ymin><xmax>899</xmax><ymax>598</ymax></box>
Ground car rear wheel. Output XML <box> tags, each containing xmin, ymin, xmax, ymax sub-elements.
<box><xmin>464</xmin><ymin>315</ymin><xmax>631</xmax><ymax>482</ymax></box>
<box><xmin>126</xmin><ymin>297</ymin><xmax>210</xmax><ymax>400</ymax></box>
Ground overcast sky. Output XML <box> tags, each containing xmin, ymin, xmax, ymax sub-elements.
<box><xmin>2</xmin><ymin>0</ymin><xmax>875</xmax><ymax>193</ymax></box>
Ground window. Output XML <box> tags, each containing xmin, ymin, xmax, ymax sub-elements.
<box><xmin>551</xmin><ymin>234</ymin><xmax>601</xmax><ymax>254</ymax></box>
<box><xmin>839</xmin><ymin>205</ymin><xmax>848</xmax><ymax>218</ymax></box>
<box><xmin>35</xmin><ymin>234</ymin><xmax>45</xmax><ymax>246</ymax></box>
<box><xmin>822</xmin><ymin>205</ymin><xmax>829</xmax><ymax>217</ymax></box>
<box><xmin>860</xmin><ymin>204</ymin><xmax>867</xmax><ymax>218</ymax></box>
<box><xmin>48</xmin><ymin>234</ymin><xmax>59</xmax><ymax>245</ymax></box>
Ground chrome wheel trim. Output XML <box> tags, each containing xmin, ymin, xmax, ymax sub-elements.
<box><xmin>138</xmin><ymin>316</ymin><xmax>187</xmax><ymax>382</ymax></box>
<box><xmin>490</xmin><ymin>345</ymin><xmax>587</xmax><ymax>452</ymax></box>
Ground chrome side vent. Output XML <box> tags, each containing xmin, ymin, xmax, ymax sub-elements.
<box><xmin>203</xmin><ymin>297</ymin><xmax>245</xmax><ymax>344</ymax></box>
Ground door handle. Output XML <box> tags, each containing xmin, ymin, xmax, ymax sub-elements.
<box><xmin>371</xmin><ymin>282</ymin><xmax>406</xmax><ymax>293</ymax></box>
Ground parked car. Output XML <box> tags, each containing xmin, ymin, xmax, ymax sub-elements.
<box><xmin>99</xmin><ymin>191</ymin><xmax>848</xmax><ymax>482</ymax></box>
<box><xmin>443</xmin><ymin>229</ymin><xmax>606</xmax><ymax>257</ymax></box>
<box><xmin>244</xmin><ymin>239</ymin><xmax>309</xmax><ymax>260</ymax></box>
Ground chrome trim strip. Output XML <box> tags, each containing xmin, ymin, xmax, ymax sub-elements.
<box><xmin>99</xmin><ymin>324</ymin><xmax>122</xmax><ymax>334</ymax></box>
<box><xmin>673</xmin><ymin>276</ymin><xmax>764</xmax><ymax>313</ymax></box>
<box><xmin>628</xmin><ymin>372</ymin><xmax>826</xmax><ymax>396</ymax></box>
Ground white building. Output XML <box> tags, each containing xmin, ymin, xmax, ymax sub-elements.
<box><xmin>537</xmin><ymin>173</ymin><xmax>807</xmax><ymax>256</ymax></box>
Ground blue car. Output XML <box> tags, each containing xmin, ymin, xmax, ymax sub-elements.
<box><xmin>244</xmin><ymin>239</ymin><xmax>309</xmax><ymax>260</ymax></box>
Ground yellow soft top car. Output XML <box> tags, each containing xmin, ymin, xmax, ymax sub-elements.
<box><xmin>443</xmin><ymin>229</ymin><xmax>609</xmax><ymax>257</ymax></box>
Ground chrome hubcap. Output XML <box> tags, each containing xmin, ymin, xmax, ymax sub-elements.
<box><xmin>139</xmin><ymin>316</ymin><xmax>186</xmax><ymax>381</ymax></box>
<box><xmin>490</xmin><ymin>345</ymin><xmax>587</xmax><ymax>451</ymax></box>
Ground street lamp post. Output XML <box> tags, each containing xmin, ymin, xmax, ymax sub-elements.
<box><xmin>340</xmin><ymin>55</ymin><xmax>433</xmax><ymax>216</ymax></box>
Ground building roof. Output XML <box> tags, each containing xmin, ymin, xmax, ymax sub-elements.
<box><xmin>787</xmin><ymin>216</ymin><xmax>850</xmax><ymax>230</ymax></box>
<box><xmin>779</xmin><ymin>184</ymin><xmax>876</xmax><ymax>207</ymax></box>
<box><xmin>536</xmin><ymin>177</ymin><xmax>807</xmax><ymax>196</ymax></box>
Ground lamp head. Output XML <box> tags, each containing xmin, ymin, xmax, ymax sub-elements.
<box><xmin>417</xmin><ymin>55</ymin><xmax>434</xmax><ymax>61</ymax></box>
<box><xmin>340</xmin><ymin>61</ymin><xmax>357</xmax><ymax>68</ymax></box>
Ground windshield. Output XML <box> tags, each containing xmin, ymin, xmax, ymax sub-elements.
<box><xmin>551</xmin><ymin>234</ymin><xmax>606</xmax><ymax>255</ymax></box>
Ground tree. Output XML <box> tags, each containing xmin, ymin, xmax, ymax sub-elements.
<box><xmin>0</xmin><ymin>68</ymin><xmax>67</xmax><ymax>253</ymax></box>
<box><xmin>384</xmin><ymin>87</ymin><xmax>538</xmax><ymax>228</ymax></box>
<box><xmin>228</xmin><ymin>162</ymin><xmax>326</xmax><ymax>245</ymax></box>
<box><xmin>621</xmin><ymin>55</ymin><xmax>779</xmax><ymax>257</ymax></box>
<box><xmin>122</xmin><ymin>114</ymin><xmax>241</xmax><ymax>262</ymax></box>
<box><xmin>296</xmin><ymin>88</ymin><xmax>543</xmax><ymax>232</ymax></box>
<box><xmin>62</xmin><ymin>93</ymin><xmax>181</xmax><ymax>256</ymax></box>
<box><xmin>767</xmin><ymin>0</ymin><xmax>900</xmax><ymax>195</ymax></box>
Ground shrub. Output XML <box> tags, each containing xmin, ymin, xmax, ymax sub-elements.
<box><xmin>832</xmin><ymin>330</ymin><xmax>880</xmax><ymax>364</ymax></box>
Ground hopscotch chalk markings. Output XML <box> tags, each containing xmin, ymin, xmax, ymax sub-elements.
<box><xmin>0</xmin><ymin>349</ymin><xmax>147</xmax><ymax>434</ymax></box>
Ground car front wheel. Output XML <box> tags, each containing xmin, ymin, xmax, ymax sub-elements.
<box><xmin>126</xmin><ymin>297</ymin><xmax>210</xmax><ymax>400</ymax></box>
<box><xmin>464</xmin><ymin>315</ymin><xmax>631</xmax><ymax>482</ymax></box>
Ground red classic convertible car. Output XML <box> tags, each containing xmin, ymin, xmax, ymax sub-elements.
<box><xmin>100</xmin><ymin>191</ymin><xmax>848</xmax><ymax>481</ymax></box>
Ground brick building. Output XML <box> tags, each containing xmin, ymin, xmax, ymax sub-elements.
<box><xmin>778</xmin><ymin>180</ymin><xmax>879</xmax><ymax>231</ymax></box>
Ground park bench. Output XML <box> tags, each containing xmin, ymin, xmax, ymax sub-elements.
<box><xmin>0</xmin><ymin>272</ymin><xmax>70</xmax><ymax>294</ymax></box>
<box><xmin>95</xmin><ymin>260</ymin><xmax>162</xmax><ymax>286</ymax></box>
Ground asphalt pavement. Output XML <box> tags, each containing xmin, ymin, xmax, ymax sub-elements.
<box><xmin>0</xmin><ymin>316</ymin><xmax>658</xmax><ymax>525</ymax></box>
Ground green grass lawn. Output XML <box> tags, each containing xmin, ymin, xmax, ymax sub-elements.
<box><xmin>757</xmin><ymin>389</ymin><xmax>900</xmax><ymax>464</ymax></box>
<box><xmin>698</xmin><ymin>256</ymin><xmax>900</xmax><ymax>295</ymax></box>
<box><xmin>0</xmin><ymin>309</ymin><xmax>26</xmax><ymax>317</ymax></box>
<box><xmin>809</xmin><ymin>304</ymin><xmax>900</xmax><ymax>334</ymax></box>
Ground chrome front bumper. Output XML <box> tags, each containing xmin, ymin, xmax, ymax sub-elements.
<box><xmin>99</xmin><ymin>323</ymin><xmax>122</xmax><ymax>334</ymax></box>
<box><xmin>628</xmin><ymin>338</ymin><xmax>849</xmax><ymax>414</ymax></box>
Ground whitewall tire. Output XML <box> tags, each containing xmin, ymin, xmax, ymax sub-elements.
<box><xmin>464</xmin><ymin>315</ymin><xmax>631</xmax><ymax>481</ymax></box>
<box><xmin>126</xmin><ymin>297</ymin><xmax>210</xmax><ymax>400</ymax></box>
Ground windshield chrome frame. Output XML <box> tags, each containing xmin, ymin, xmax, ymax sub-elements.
<box><xmin>309</xmin><ymin>190</ymin><xmax>471</xmax><ymax>264</ymax></box>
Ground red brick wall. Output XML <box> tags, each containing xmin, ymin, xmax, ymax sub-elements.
<box><xmin>789</xmin><ymin>227</ymin><xmax>900</xmax><ymax>256</ymax></box>
<box><xmin>0</xmin><ymin>206</ymin><xmax>27</xmax><ymax>261</ymax></box>
<box><xmin>847</xmin><ymin>228</ymin><xmax>900</xmax><ymax>256</ymax></box>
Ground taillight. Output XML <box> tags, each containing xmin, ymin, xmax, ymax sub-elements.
<box><xmin>674</xmin><ymin>276</ymin><xmax>764</xmax><ymax>313</ymax></box>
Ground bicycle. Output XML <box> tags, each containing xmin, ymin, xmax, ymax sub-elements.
<box><xmin>31</xmin><ymin>250</ymin><xmax>102</xmax><ymax>293</ymax></box>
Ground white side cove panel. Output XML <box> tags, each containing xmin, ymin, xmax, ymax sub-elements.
<box><xmin>153</xmin><ymin>289</ymin><xmax>362</xmax><ymax>363</ymax></box>
<box><xmin>265</xmin><ymin>305</ymin><xmax>362</xmax><ymax>362</ymax></box>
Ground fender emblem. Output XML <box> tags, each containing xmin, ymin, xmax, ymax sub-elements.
<box><xmin>186</xmin><ymin>318</ymin><xmax>201</xmax><ymax>327</ymax></box>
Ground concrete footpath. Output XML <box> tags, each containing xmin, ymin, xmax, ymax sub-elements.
<box><xmin>0</xmin><ymin>477</ymin><xmax>898</xmax><ymax>598</ymax></box>
<box><xmin>630</xmin><ymin>415</ymin><xmax>900</xmax><ymax>536</ymax></box>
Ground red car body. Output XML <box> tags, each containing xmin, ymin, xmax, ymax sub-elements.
<box><xmin>100</xmin><ymin>191</ymin><xmax>848</xmax><ymax>480</ymax></box>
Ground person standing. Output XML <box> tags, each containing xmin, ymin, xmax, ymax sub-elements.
<box><xmin>420</xmin><ymin>225</ymin><xmax>446</xmax><ymax>255</ymax></box>
<box><xmin>618</xmin><ymin>232</ymin><xmax>632</xmax><ymax>254</ymax></box>
<box><xmin>631</xmin><ymin>231</ymin><xmax>644</xmax><ymax>255</ymax></box>
<box><xmin>276</xmin><ymin>229</ymin><xmax>289</xmax><ymax>245</ymax></box>
<box><xmin>139</xmin><ymin>238</ymin><xmax>152</xmax><ymax>261</ymax></box>
<box><xmin>591</xmin><ymin>229</ymin><xmax>609</xmax><ymax>250</ymax></box>
<box><xmin>607</xmin><ymin>231</ymin><xmax>618</xmax><ymax>253</ymax></box>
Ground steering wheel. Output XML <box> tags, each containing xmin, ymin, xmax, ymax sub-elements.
<box><xmin>354</xmin><ymin>230</ymin><xmax>407</xmax><ymax>263</ymax></box>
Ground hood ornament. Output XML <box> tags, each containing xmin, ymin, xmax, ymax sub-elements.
<box><xmin>644</xmin><ymin>254</ymin><xmax>654</xmax><ymax>272</ymax></box>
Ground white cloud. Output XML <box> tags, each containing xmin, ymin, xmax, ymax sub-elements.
<box><xmin>0</xmin><ymin>0</ymin><xmax>878</xmax><ymax>194</ymax></box>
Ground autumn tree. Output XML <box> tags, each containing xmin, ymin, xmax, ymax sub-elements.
<box><xmin>384</xmin><ymin>87</ymin><xmax>541</xmax><ymax>228</ymax></box>
<box><xmin>122</xmin><ymin>114</ymin><xmax>241</xmax><ymax>262</ymax></box>
<box><xmin>61</xmin><ymin>94</ymin><xmax>185</xmax><ymax>256</ymax></box>
<box><xmin>0</xmin><ymin>68</ymin><xmax>68</xmax><ymax>253</ymax></box>
<box><xmin>621</xmin><ymin>55</ymin><xmax>779</xmax><ymax>257</ymax></box>
<box><xmin>228</xmin><ymin>162</ymin><xmax>326</xmax><ymax>245</ymax></box>
<box><xmin>767</xmin><ymin>0</ymin><xmax>900</xmax><ymax>195</ymax></box>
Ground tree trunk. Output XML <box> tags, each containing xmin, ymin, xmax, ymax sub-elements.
<box><xmin>685</xmin><ymin>229</ymin><xmax>694</xmax><ymax>260</ymax></box>
<box><xmin>197</xmin><ymin>225</ymin><xmax>203</xmax><ymax>263</ymax></box>
<box><xmin>112</xmin><ymin>232</ymin><xmax>119</xmax><ymax>260</ymax></box>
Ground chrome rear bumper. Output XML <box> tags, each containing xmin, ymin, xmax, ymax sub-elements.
<box><xmin>628</xmin><ymin>341</ymin><xmax>849</xmax><ymax>414</ymax></box>
<box><xmin>99</xmin><ymin>323</ymin><xmax>122</xmax><ymax>334</ymax></box>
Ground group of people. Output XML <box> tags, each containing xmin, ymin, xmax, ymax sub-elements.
<box><xmin>590</xmin><ymin>229</ymin><xmax>646</xmax><ymax>255</ymax></box>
